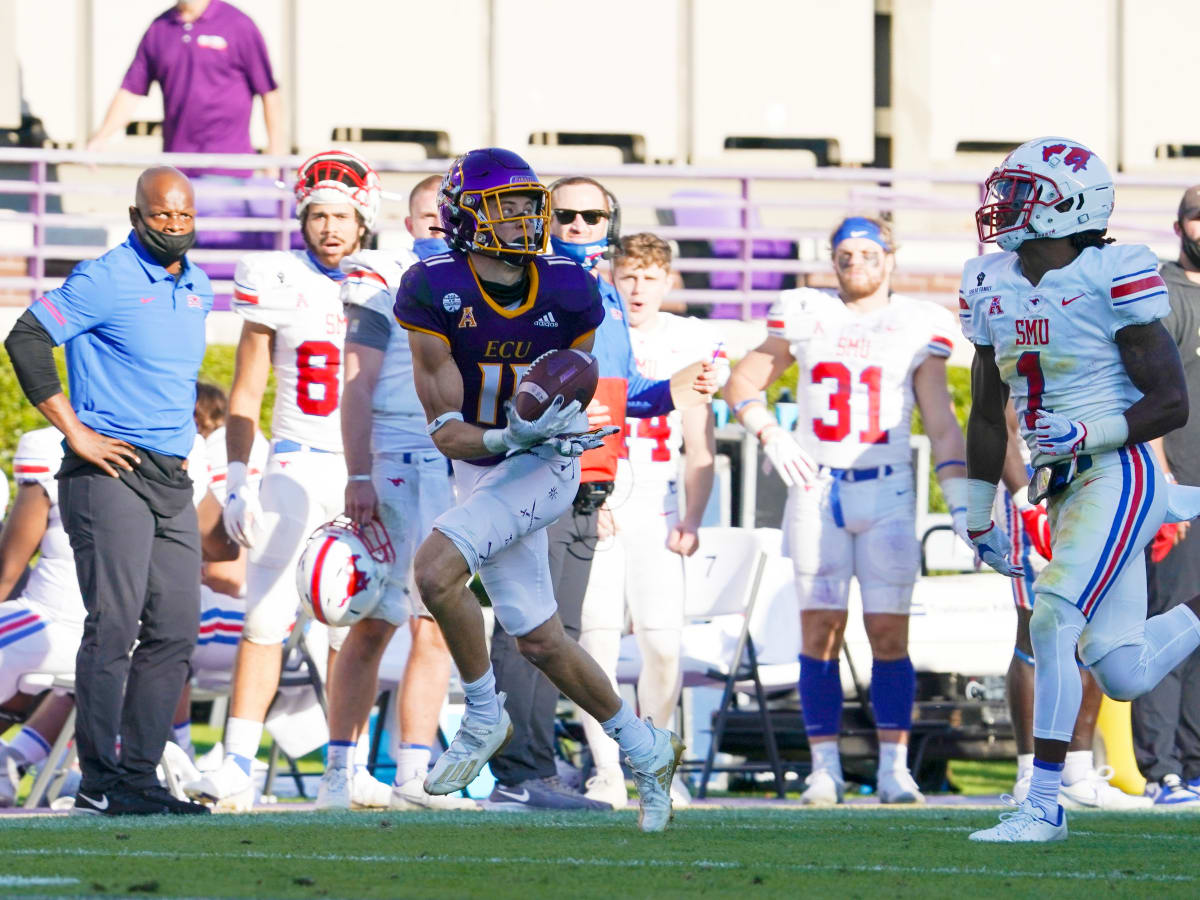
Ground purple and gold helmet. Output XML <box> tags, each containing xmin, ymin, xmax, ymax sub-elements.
<box><xmin>438</xmin><ymin>148</ymin><xmax>549</xmax><ymax>263</ymax></box>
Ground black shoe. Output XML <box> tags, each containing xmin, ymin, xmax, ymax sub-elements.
<box><xmin>71</xmin><ymin>786</ymin><xmax>171</xmax><ymax>816</ymax></box>
<box><xmin>136</xmin><ymin>785</ymin><xmax>211</xmax><ymax>815</ymax></box>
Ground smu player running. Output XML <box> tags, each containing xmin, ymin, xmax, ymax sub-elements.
<box><xmin>188</xmin><ymin>150</ymin><xmax>386</xmax><ymax>810</ymax></box>
<box><xmin>725</xmin><ymin>217</ymin><xmax>971</xmax><ymax>806</ymax></box>
<box><xmin>579</xmin><ymin>233</ymin><xmax>716</xmax><ymax>809</ymax></box>
<box><xmin>964</xmin><ymin>137</ymin><xmax>1200</xmax><ymax>842</ymax></box>
<box><xmin>396</xmin><ymin>148</ymin><xmax>684</xmax><ymax>832</ymax></box>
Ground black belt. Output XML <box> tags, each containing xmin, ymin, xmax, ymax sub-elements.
<box><xmin>1029</xmin><ymin>454</ymin><xmax>1093</xmax><ymax>504</ymax></box>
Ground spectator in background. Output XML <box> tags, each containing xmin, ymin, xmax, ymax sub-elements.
<box><xmin>3</xmin><ymin>166</ymin><xmax>213</xmax><ymax>816</ymax></box>
<box><xmin>1135</xmin><ymin>185</ymin><xmax>1200</xmax><ymax>808</ymax></box>
<box><xmin>483</xmin><ymin>176</ymin><xmax>717</xmax><ymax>810</ymax></box>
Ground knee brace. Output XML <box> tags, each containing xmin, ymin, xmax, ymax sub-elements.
<box><xmin>1028</xmin><ymin>592</ymin><xmax>1086</xmax><ymax>743</ymax></box>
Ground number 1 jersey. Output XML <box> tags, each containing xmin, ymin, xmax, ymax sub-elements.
<box><xmin>959</xmin><ymin>244</ymin><xmax>1168</xmax><ymax>466</ymax></box>
<box><xmin>767</xmin><ymin>287</ymin><xmax>957</xmax><ymax>469</ymax></box>
<box><xmin>232</xmin><ymin>250</ymin><xmax>347</xmax><ymax>452</ymax></box>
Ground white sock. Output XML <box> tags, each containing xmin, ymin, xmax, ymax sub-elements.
<box><xmin>224</xmin><ymin>717</ymin><xmax>264</xmax><ymax>774</ymax></box>
<box><xmin>9</xmin><ymin>727</ymin><xmax>51</xmax><ymax>768</ymax></box>
<box><xmin>462</xmin><ymin>668</ymin><xmax>501</xmax><ymax>724</ymax></box>
<box><xmin>394</xmin><ymin>744</ymin><xmax>432</xmax><ymax>786</ymax></box>
<box><xmin>1062</xmin><ymin>749</ymin><xmax>1093</xmax><ymax>786</ymax></box>
<box><xmin>601</xmin><ymin>700</ymin><xmax>655</xmax><ymax>766</ymax></box>
<box><xmin>878</xmin><ymin>741</ymin><xmax>907</xmax><ymax>774</ymax></box>
<box><xmin>1017</xmin><ymin>753</ymin><xmax>1034</xmax><ymax>780</ymax></box>
<box><xmin>1027</xmin><ymin>760</ymin><xmax>1063</xmax><ymax>819</ymax></box>
<box><xmin>811</xmin><ymin>740</ymin><xmax>842</xmax><ymax>779</ymax></box>
<box><xmin>354</xmin><ymin>731</ymin><xmax>372</xmax><ymax>770</ymax></box>
<box><xmin>327</xmin><ymin>741</ymin><xmax>353</xmax><ymax>770</ymax></box>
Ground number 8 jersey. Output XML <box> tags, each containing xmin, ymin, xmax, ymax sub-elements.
<box><xmin>232</xmin><ymin>250</ymin><xmax>348</xmax><ymax>452</ymax></box>
<box><xmin>767</xmin><ymin>287</ymin><xmax>958</xmax><ymax>469</ymax></box>
<box><xmin>959</xmin><ymin>244</ymin><xmax>1168</xmax><ymax>466</ymax></box>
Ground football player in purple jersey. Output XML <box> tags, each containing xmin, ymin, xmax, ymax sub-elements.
<box><xmin>394</xmin><ymin>148</ymin><xmax>683</xmax><ymax>832</ymax></box>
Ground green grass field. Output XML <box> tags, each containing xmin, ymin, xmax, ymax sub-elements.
<box><xmin>1</xmin><ymin>806</ymin><xmax>1198</xmax><ymax>899</ymax></box>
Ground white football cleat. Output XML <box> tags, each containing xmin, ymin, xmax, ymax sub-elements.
<box><xmin>1060</xmin><ymin>766</ymin><xmax>1152</xmax><ymax>810</ymax></box>
<box><xmin>584</xmin><ymin>767</ymin><xmax>629</xmax><ymax>810</ymax></box>
<box><xmin>799</xmin><ymin>769</ymin><xmax>845</xmax><ymax>806</ymax></box>
<box><xmin>670</xmin><ymin>772</ymin><xmax>692</xmax><ymax>808</ymax></box>
<box><xmin>350</xmin><ymin>769</ymin><xmax>394</xmax><ymax>809</ymax></box>
<box><xmin>878</xmin><ymin>768</ymin><xmax>925</xmax><ymax>804</ymax></box>
<box><xmin>424</xmin><ymin>692</ymin><xmax>513</xmax><ymax>795</ymax></box>
<box><xmin>391</xmin><ymin>776</ymin><xmax>479</xmax><ymax>811</ymax></box>
<box><xmin>183</xmin><ymin>756</ymin><xmax>255</xmax><ymax>812</ymax></box>
<box><xmin>1012</xmin><ymin>769</ymin><xmax>1032</xmax><ymax>804</ymax></box>
<box><xmin>969</xmin><ymin>797</ymin><xmax>1068</xmax><ymax>842</ymax></box>
<box><xmin>316</xmin><ymin>766</ymin><xmax>351</xmax><ymax>810</ymax></box>
<box><xmin>629</xmin><ymin>722</ymin><xmax>684</xmax><ymax>833</ymax></box>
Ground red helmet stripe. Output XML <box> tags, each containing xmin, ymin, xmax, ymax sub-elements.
<box><xmin>308</xmin><ymin>535</ymin><xmax>338</xmax><ymax>624</ymax></box>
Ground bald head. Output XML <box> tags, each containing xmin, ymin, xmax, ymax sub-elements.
<box><xmin>129</xmin><ymin>165</ymin><xmax>197</xmax><ymax>270</ymax></box>
<box><xmin>135</xmin><ymin>166</ymin><xmax>194</xmax><ymax>214</ymax></box>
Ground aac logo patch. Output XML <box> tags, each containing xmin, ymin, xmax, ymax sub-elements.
<box><xmin>988</xmin><ymin>297</ymin><xmax>1003</xmax><ymax>316</ymax></box>
<box><xmin>442</xmin><ymin>292</ymin><xmax>462</xmax><ymax>312</ymax></box>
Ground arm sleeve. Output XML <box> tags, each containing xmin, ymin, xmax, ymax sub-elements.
<box><xmin>345</xmin><ymin>305</ymin><xmax>391</xmax><ymax>352</ymax></box>
<box><xmin>625</xmin><ymin>375</ymin><xmax>673</xmax><ymax>419</ymax></box>
<box><xmin>4</xmin><ymin>311</ymin><xmax>63</xmax><ymax>406</ymax></box>
<box><xmin>238</xmin><ymin>18</ymin><xmax>278</xmax><ymax>96</ymax></box>
<box><xmin>120</xmin><ymin>27</ymin><xmax>154</xmax><ymax>95</ymax></box>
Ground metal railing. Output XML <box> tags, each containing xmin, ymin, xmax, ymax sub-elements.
<box><xmin>0</xmin><ymin>148</ymin><xmax>1194</xmax><ymax>318</ymax></box>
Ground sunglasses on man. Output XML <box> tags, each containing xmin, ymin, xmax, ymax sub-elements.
<box><xmin>552</xmin><ymin>208</ymin><xmax>609</xmax><ymax>226</ymax></box>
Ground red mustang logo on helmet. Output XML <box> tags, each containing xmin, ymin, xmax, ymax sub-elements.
<box><xmin>1041</xmin><ymin>144</ymin><xmax>1093</xmax><ymax>173</ymax></box>
<box><xmin>346</xmin><ymin>554</ymin><xmax>371</xmax><ymax>597</ymax></box>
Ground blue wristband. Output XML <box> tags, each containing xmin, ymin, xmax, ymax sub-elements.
<box><xmin>732</xmin><ymin>397</ymin><xmax>765</xmax><ymax>415</ymax></box>
<box><xmin>935</xmin><ymin>459</ymin><xmax>966</xmax><ymax>472</ymax></box>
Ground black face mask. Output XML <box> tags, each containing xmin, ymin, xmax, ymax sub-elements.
<box><xmin>1181</xmin><ymin>218</ymin><xmax>1200</xmax><ymax>270</ymax></box>
<box><xmin>133</xmin><ymin>210</ymin><xmax>196</xmax><ymax>267</ymax></box>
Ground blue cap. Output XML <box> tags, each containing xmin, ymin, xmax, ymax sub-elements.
<box><xmin>831</xmin><ymin>217</ymin><xmax>891</xmax><ymax>252</ymax></box>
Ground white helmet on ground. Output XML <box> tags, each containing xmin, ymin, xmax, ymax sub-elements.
<box><xmin>976</xmin><ymin>136</ymin><xmax>1114</xmax><ymax>251</ymax></box>
<box><xmin>296</xmin><ymin>516</ymin><xmax>395</xmax><ymax>627</ymax></box>
<box><xmin>294</xmin><ymin>149</ymin><xmax>382</xmax><ymax>231</ymax></box>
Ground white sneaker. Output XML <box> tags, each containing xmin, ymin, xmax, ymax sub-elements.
<box><xmin>628</xmin><ymin>722</ymin><xmax>684</xmax><ymax>833</ymax></box>
<box><xmin>1060</xmin><ymin>766</ymin><xmax>1152</xmax><ymax>810</ymax></box>
<box><xmin>351</xmin><ymin>769</ymin><xmax>393</xmax><ymax>809</ymax></box>
<box><xmin>878</xmin><ymin>768</ymin><xmax>925</xmax><ymax>804</ymax></box>
<box><xmin>424</xmin><ymin>692</ymin><xmax>513</xmax><ymax>795</ymax></box>
<box><xmin>799</xmin><ymin>769</ymin><xmax>845</xmax><ymax>806</ymax></box>
<box><xmin>670</xmin><ymin>772</ymin><xmax>692</xmax><ymax>808</ymax></box>
<box><xmin>158</xmin><ymin>740</ymin><xmax>202</xmax><ymax>799</ymax></box>
<box><xmin>391</xmin><ymin>776</ymin><xmax>479</xmax><ymax>811</ymax></box>
<box><xmin>195</xmin><ymin>742</ymin><xmax>224</xmax><ymax>774</ymax></box>
<box><xmin>316</xmin><ymin>766</ymin><xmax>351</xmax><ymax>810</ymax></box>
<box><xmin>969</xmin><ymin>797</ymin><xmax>1068</xmax><ymax>842</ymax></box>
<box><xmin>184</xmin><ymin>756</ymin><xmax>256</xmax><ymax>812</ymax></box>
<box><xmin>1012</xmin><ymin>769</ymin><xmax>1032</xmax><ymax>804</ymax></box>
<box><xmin>584</xmin><ymin>767</ymin><xmax>629</xmax><ymax>809</ymax></box>
<box><xmin>0</xmin><ymin>742</ymin><xmax>22</xmax><ymax>808</ymax></box>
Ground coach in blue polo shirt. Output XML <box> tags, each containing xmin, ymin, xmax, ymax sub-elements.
<box><xmin>5</xmin><ymin>166</ymin><xmax>212</xmax><ymax>816</ymax></box>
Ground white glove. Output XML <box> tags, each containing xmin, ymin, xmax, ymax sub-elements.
<box><xmin>1033</xmin><ymin>409</ymin><xmax>1086</xmax><ymax>458</ymax></box>
<box><xmin>760</xmin><ymin>426</ymin><xmax>818</xmax><ymax>488</ymax></box>
<box><xmin>484</xmin><ymin>396</ymin><xmax>583</xmax><ymax>455</ymax></box>
<box><xmin>967</xmin><ymin>522</ymin><xmax>1025</xmax><ymax>578</ymax></box>
<box><xmin>222</xmin><ymin>461</ymin><xmax>264</xmax><ymax>548</ymax></box>
<box><xmin>538</xmin><ymin>426</ymin><xmax>620</xmax><ymax>458</ymax></box>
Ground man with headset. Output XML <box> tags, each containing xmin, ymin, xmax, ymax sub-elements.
<box><xmin>484</xmin><ymin>176</ymin><xmax>718</xmax><ymax>809</ymax></box>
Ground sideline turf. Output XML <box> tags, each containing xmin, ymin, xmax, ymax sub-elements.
<box><xmin>0</xmin><ymin>807</ymin><xmax>1197</xmax><ymax>899</ymax></box>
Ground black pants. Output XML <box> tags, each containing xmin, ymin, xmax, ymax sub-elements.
<box><xmin>1133</xmin><ymin>535</ymin><xmax>1200</xmax><ymax>782</ymax></box>
<box><xmin>489</xmin><ymin>504</ymin><xmax>599</xmax><ymax>785</ymax></box>
<box><xmin>60</xmin><ymin>467</ymin><xmax>201</xmax><ymax>793</ymax></box>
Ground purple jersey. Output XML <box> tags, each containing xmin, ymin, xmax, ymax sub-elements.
<box><xmin>395</xmin><ymin>251</ymin><xmax>603</xmax><ymax>465</ymax></box>
<box><xmin>121</xmin><ymin>0</ymin><xmax>277</xmax><ymax>176</ymax></box>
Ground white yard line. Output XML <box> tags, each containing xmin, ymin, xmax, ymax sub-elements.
<box><xmin>0</xmin><ymin>876</ymin><xmax>79</xmax><ymax>886</ymax></box>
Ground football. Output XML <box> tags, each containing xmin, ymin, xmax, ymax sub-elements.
<box><xmin>513</xmin><ymin>349</ymin><xmax>599</xmax><ymax>421</ymax></box>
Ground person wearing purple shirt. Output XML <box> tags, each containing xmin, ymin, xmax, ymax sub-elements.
<box><xmin>87</xmin><ymin>0</ymin><xmax>284</xmax><ymax>176</ymax></box>
<box><xmin>394</xmin><ymin>148</ymin><xmax>684</xmax><ymax>833</ymax></box>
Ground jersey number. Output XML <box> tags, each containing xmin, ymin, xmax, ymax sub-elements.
<box><xmin>1017</xmin><ymin>350</ymin><xmax>1046</xmax><ymax>429</ymax></box>
<box><xmin>477</xmin><ymin>363</ymin><xmax>533</xmax><ymax>425</ymax></box>
<box><xmin>296</xmin><ymin>340</ymin><xmax>340</xmax><ymax>417</ymax></box>
<box><xmin>811</xmin><ymin>362</ymin><xmax>887</xmax><ymax>444</ymax></box>
<box><xmin>622</xmin><ymin>417</ymin><xmax>672</xmax><ymax>462</ymax></box>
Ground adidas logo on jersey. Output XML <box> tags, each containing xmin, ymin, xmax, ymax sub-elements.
<box><xmin>533</xmin><ymin>312</ymin><xmax>559</xmax><ymax>328</ymax></box>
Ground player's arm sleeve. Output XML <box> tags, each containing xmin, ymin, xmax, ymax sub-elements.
<box><xmin>345</xmin><ymin>305</ymin><xmax>391</xmax><ymax>352</ymax></box>
<box><xmin>4</xmin><ymin>312</ymin><xmax>62</xmax><ymax>406</ymax></box>
<box><xmin>1107</xmin><ymin>245</ymin><xmax>1169</xmax><ymax>338</ymax></box>
<box><xmin>957</xmin><ymin>265</ymin><xmax>991</xmax><ymax>346</ymax></box>
<box><xmin>393</xmin><ymin>265</ymin><xmax>449</xmax><ymax>345</ymax></box>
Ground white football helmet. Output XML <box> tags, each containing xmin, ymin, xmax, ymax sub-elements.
<box><xmin>296</xmin><ymin>516</ymin><xmax>395</xmax><ymax>627</ymax></box>
<box><xmin>294</xmin><ymin>149</ymin><xmax>382</xmax><ymax>231</ymax></box>
<box><xmin>976</xmin><ymin>137</ymin><xmax>1114</xmax><ymax>251</ymax></box>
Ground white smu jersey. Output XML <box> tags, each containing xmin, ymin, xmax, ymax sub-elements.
<box><xmin>960</xmin><ymin>244</ymin><xmax>1168</xmax><ymax>466</ymax></box>
<box><xmin>204</xmin><ymin>425</ymin><xmax>270</xmax><ymax>505</ymax></box>
<box><xmin>626</xmin><ymin>313</ymin><xmax>717</xmax><ymax>477</ymax></box>
<box><xmin>232</xmin><ymin>251</ymin><xmax>348</xmax><ymax>452</ymax></box>
<box><xmin>11</xmin><ymin>428</ymin><xmax>84</xmax><ymax>627</ymax></box>
<box><xmin>340</xmin><ymin>250</ymin><xmax>438</xmax><ymax>454</ymax></box>
<box><xmin>768</xmin><ymin>288</ymin><xmax>956</xmax><ymax>468</ymax></box>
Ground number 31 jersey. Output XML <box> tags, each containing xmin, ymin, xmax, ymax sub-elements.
<box><xmin>959</xmin><ymin>244</ymin><xmax>1168</xmax><ymax>465</ymax></box>
<box><xmin>232</xmin><ymin>251</ymin><xmax>347</xmax><ymax>452</ymax></box>
<box><xmin>767</xmin><ymin>288</ymin><xmax>957</xmax><ymax>469</ymax></box>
